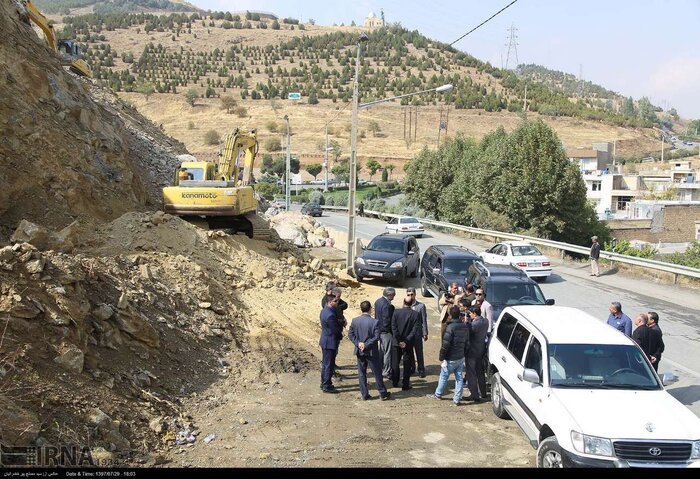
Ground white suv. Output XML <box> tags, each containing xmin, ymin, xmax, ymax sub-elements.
<box><xmin>488</xmin><ymin>305</ymin><xmax>700</xmax><ymax>468</ymax></box>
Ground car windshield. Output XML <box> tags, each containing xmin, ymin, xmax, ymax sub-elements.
<box><xmin>488</xmin><ymin>282</ymin><xmax>546</xmax><ymax>306</ymax></box>
<box><xmin>400</xmin><ymin>217</ymin><xmax>419</xmax><ymax>224</ymax></box>
<box><xmin>511</xmin><ymin>245</ymin><xmax>542</xmax><ymax>256</ymax></box>
<box><xmin>443</xmin><ymin>258</ymin><xmax>474</xmax><ymax>276</ymax></box>
<box><xmin>367</xmin><ymin>238</ymin><xmax>404</xmax><ymax>254</ymax></box>
<box><xmin>549</xmin><ymin>344</ymin><xmax>661</xmax><ymax>390</ymax></box>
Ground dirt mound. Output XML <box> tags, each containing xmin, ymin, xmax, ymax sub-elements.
<box><xmin>0</xmin><ymin>212</ymin><xmax>332</xmax><ymax>463</ymax></box>
<box><xmin>0</xmin><ymin>2</ymin><xmax>187</xmax><ymax>241</ymax></box>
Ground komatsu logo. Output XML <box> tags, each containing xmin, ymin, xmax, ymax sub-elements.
<box><xmin>182</xmin><ymin>193</ymin><xmax>217</xmax><ymax>199</ymax></box>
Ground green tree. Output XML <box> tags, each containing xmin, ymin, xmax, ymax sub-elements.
<box><xmin>470</xmin><ymin>120</ymin><xmax>608</xmax><ymax>244</ymax></box>
<box><xmin>368</xmin><ymin>120</ymin><xmax>381</xmax><ymax>137</ymax></box>
<box><xmin>332</xmin><ymin>163</ymin><xmax>350</xmax><ymax>184</ymax></box>
<box><xmin>668</xmin><ymin>241</ymin><xmax>700</xmax><ymax>269</ymax></box>
<box><xmin>137</xmin><ymin>82</ymin><xmax>155</xmax><ymax>102</ymax></box>
<box><xmin>366</xmin><ymin>158</ymin><xmax>381</xmax><ymax>181</ymax></box>
<box><xmin>220</xmin><ymin>95</ymin><xmax>237</xmax><ymax>113</ymax></box>
<box><xmin>381</xmin><ymin>167</ymin><xmax>388</xmax><ymax>182</ymax></box>
<box><xmin>185</xmin><ymin>88</ymin><xmax>198</xmax><ymax>106</ymax></box>
<box><xmin>271</xmin><ymin>19</ymin><xmax>280</xmax><ymax>30</ymax></box>
<box><xmin>385</xmin><ymin>164</ymin><xmax>395</xmax><ymax>179</ymax></box>
<box><xmin>255</xmin><ymin>182</ymin><xmax>276</xmax><ymax>200</ymax></box>
<box><xmin>305</xmin><ymin>163</ymin><xmax>323</xmax><ymax>180</ymax></box>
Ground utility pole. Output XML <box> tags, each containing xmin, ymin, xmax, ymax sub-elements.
<box><xmin>324</xmin><ymin>125</ymin><xmax>329</xmax><ymax>192</ymax></box>
<box><xmin>523</xmin><ymin>83</ymin><xmax>528</xmax><ymax>112</ymax></box>
<box><xmin>661</xmin><ymin>132</ymin><xmax>664</xmax><ymax>163</ymax></box>
<box><xmin>284</xmin><ymin>115</ymin><xmax>291</xmax><ymax>210</ymax></box>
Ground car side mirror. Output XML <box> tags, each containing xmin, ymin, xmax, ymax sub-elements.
<box><xmin>660</xmin><ymin>372</ymin><xmax>678</xmax><ymax>386</ymax></box>
<box><xmin>545</xmin><ymin>299</ymin><xmax>555</xmax><ymax>305</ymax></box>
<box><xmin>432</xmin><ymin>268</ymin><xmax>440</xmax><ymax>274</ymax></box>
<box><xmin>520</xmin><ymin>368</ymin><xmax>540</xmax><ymax>384</ymax></box>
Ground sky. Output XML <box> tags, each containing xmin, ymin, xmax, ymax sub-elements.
<box><xmin>192</xmin><ymin>0</ymin><xmax>700</xmax><ymax>120</ymax></box>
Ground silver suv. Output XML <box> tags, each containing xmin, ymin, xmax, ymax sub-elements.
<box><xmin>488</xmin><ymin>305</ymin><xmax>700</xmax><ymax>468</ymax></box>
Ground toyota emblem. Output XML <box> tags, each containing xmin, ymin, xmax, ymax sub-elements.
<box><xmin>649</xmin><ymin>447</ymin><xmax>662</xmax><ymax>457</ymax></box>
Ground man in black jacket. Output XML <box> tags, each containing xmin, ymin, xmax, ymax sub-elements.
<box><xmin>390</xmin><ymin>298</ymin><xmax>421</xmax><ymax>390</ymax></box>
<box><xmin>632</xmin><ymin>313</ymin><xmax>652</xmax><ymax>360</ymax></box>
<box><xmin>375</xmin><ymin>287</ymin><xmax>396</xmax><ymax>378</ymax></box>
<box><xmin>348</xmin><ymin>301</ymin><xmax>391</xmax><ymax>401</ymax></box>
<box><xmin>427</xmin><ymin>305</ymin><xmax>470</xmax><ymax>405</ymax></box>
<box><xmin>464</xmin><ymin>305</ymin><xmax>489</xmax><ymax>402</ymax></box>
<box><xmin>590</xmin><ymin>236</ymin><xmax>601</xmax><ymax>277</ymax></box>
<box><xmin>647</xmin><ymin>311</ymin><xmax>665</xmax><ymax>372</ymax></box>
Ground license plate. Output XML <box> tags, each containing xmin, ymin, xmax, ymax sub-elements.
<box><xmin>368</xmin><ymin>271</ymin><xmax>384</xmax><ymax>277</ymax></box>
<box><xmin>528</xmin><ymin>262</ymin><xmax>540</xmax><ymax>267</ymax></box>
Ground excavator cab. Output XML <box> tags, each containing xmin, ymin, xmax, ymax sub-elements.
<box><xmin>57</xmin><ymin>39</ymin><xmax>81</xmax><ymax>60</ymax></box>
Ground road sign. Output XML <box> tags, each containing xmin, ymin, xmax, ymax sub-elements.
<box><xmin>288</xmin><ymin>92</ymin><xmax>302</xmax><ymax>100</ymax></box>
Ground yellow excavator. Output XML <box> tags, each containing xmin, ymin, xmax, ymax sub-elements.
<box><xmin>23</xmin><ymin>1</ymin><xmax>92</xmax><ymax>78</ymax></box>
<box><xmin>163</xmin><ymin>128</ymin><xmax>272</xmax><ymax>240</ymax></box>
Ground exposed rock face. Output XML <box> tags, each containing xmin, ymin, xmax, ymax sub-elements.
<box><xmin>0</xmin><ymin>2</ymin><xmax>187</xmax><ymax>241</ymax></box>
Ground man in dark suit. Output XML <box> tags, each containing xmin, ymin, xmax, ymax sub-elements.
<box><xmin>632</xmin><ymin>313</ymin><xmax>652</xmax><ymax>359</ymax></box>
<box><xmin>464</xmin><ymin>305</ymin><xmax>489</xmax><ymax>402</ymax></box>
<box><xmin>348</xmin><ymin>301</ymin><xmax>391</xmax><ymax>401</ymax></box>
<box><xmin>647</xmin><ymin>311</ymin><xmax>665</xmax><ymax>372</ymax></box>
<box><xmin>375</xmin><ymin>287</ymin><xmax>396</xmax><ymax>378</ymax></box>
<box><xmin>391</xmin><ymin>298</ymin><xmax>421</xmax><ymax>390</ymax></box>
<box><xmin>319</xmin><ymin>296</ymin><xmax>343</xmax><ymax>393</ymax></box>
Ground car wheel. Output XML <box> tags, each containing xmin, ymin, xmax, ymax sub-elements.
<box><xmin>537</xmin><ymin>436</ymin><xmax>564</xmax><ymax>468</ymax></box>
<box><xmin>420</xmin><ymin>276</ymin><xmax>430</xmax><ymax>297</ymax></box>
<box><xmin>491</xmin><ymin>372</ymin><xmax>510</xmax><ymax>419</ymax></box>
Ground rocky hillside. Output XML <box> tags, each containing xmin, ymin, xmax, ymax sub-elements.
<box><xmin>0</xmin><ymin>1</ymin><xmax>187</xmax><ymax>241</ymax></box>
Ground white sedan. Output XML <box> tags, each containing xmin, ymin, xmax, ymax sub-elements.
<box><xmin>480</xmin><ymin>241</ymin><xmax>552</xmax><ymax>280</ymax></box>
<box><xmin>384</xmin><ymin>216</ymin><xmax>424</xmax><ymax>237</ymax></box>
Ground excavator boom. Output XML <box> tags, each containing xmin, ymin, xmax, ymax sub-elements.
<box><xmin>23</xmin><ymin>1</ymin><xmax>92</xmax><ymax>78</ymax></box>
<box><xmin>217</xmin><ymin>128</ymin><xmax>258</xmax><ymax>185</ymax></box>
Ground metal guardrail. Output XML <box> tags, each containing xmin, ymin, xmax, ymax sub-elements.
<box><xmin>319</xmin><ymin>205</ymin><xmax>700</xmax><ymax>282</ymax></box>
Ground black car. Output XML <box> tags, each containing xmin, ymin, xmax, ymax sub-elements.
<box><xmin>354</xmin><ymin>233</ymin><xmax>420</xmax><ymax>284</ymax></box>
<box><xmin>467</xmin><ymin>261</ymin><xmax>554</xmax><ymax>320</ymax></box>
<box><xmin>301</xmin><ymin>203</ymin><xmax>322</xmax><ymax>217</ymax></box>
<box><xmin>419</xmin><ymin>245</ymin><xmax>480</xmax><ymax>305</ymax></box>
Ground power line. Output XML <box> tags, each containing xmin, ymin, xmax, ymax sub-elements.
<box><xmin>450</xmin><ymin>0</ymin><xmax>519</xmax><ymax>46</ymax></box>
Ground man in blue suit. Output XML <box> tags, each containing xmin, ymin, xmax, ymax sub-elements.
<box><xmin>319</xmin><ymin>296</ymin><xmax>343</xmax><ymax>393</ymax></box>
<box><xmin>348</xmin><ymin>301</ymin><xmax>391</xmax><ymax>401</ymax></box>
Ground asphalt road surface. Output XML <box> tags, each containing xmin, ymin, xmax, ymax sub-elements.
<box><xmin>311</xmin><ymin>209</ymin><xmax>700</xmax><ymax>418</ymax></box>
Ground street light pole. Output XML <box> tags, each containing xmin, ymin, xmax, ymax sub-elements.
<box><xmin>346</xmin><ymin>33</ymin><xmax>367</xmax><ymax>273</ymax></box>
<box><xmin>284</xmin><ymin>115</ymin><xmax>291</xmax><ymax>211</ymax></box>
<box><xmin>324</xmin><ymin>125</ymin><xmax>329</xmax><ymax>193</ymax></box>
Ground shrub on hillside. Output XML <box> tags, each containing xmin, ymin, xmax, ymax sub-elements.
<box><xmin>204</xmin><ymin>129</ymin><xmax>220</xmax><ymax>145</ymax></box>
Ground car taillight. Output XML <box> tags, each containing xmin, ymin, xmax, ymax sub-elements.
<box><xmin>542</xmin><ymin>262</ymin><xmax>551</xmax><ymax>266</ymax></box>
<box><xmin>516</xmin><ymin>262</ymin><xmax>527</xmax><ymax>267</ymax></box>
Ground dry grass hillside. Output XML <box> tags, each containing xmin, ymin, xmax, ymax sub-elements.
<box><xmin>45</xmin><ymin>12</ymin><xmax>660</xmax><ymax>178</ymax></box>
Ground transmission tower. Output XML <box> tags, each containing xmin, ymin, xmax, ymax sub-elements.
<box><xmin>505</xmin><ymin>24</ymin><xmax>519</xmax><ymax>70</ymax></box>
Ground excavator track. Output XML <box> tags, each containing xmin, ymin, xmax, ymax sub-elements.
<box><xmin>245</xmin><ymin>213</ymin><xmax>274</xmax><ymax>241</ymax></box>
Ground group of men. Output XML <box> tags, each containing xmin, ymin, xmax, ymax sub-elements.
<box><xmin>606</xmin><ymin>301</ymin><xmax>665</xmax><ymax>371</ymax></box>
<box><xmin>319</xmin><ymin>280</ymin><xmax>493</xmax><ymax>403</ymax></box>
<box><xmin>318</xmin><ymin>282</ymin><xmax>429</xmax><ymax>399</ymax></box>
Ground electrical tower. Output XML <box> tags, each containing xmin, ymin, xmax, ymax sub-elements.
<box><xmin>437</xmin><ymin>106</ymin><xmax>450</xmax><ymax>148</ymax></box>
<box><xmin>505</xmin><ymin>24</ymin><xmax>519</xmax><ymax>70</ymax></box>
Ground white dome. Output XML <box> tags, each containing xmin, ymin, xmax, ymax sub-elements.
<box><xmin>367</xmin><ymin>12</ymin><xmax>376</xmax><ymax>18</ymax></box>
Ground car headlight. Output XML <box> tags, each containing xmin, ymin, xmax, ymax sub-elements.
<box><xmin>389</xmin><ymin>261</ymin><xmax>403</xmax><ymax>269</ymax></box>
<box><xmin>571</xmin><ymin>431</ymin><xmax>613</xmax><ymax>457</ymax></box>
<box><xmin>355</xmin><ymin>257</ymin><xmax>365</xmax><ymax>265</ymax></box>
<box><xmin>692</xmin><ymin>440</ymin><xmax>700</xmax><ymax>459</ymax></box>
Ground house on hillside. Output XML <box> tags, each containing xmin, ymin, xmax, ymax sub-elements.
<box><xmin>607</xmin><ymin>201</ymin><xmax>700</xmax><ymax>244</ymax></box>
<box><xmin>364</xmin><ymin>10</ymin><xmax>385</xmax><ymax>28</ymax></box>
<box><xmin>566</xmin><ymin>142</ymin><xmax>612</xmax><ymax>174</ymax></box>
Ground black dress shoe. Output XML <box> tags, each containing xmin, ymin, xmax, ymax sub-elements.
<box><xmin>418</xmin><ymin>372</ymin><xmax>426</xmax><ymax>378</ymax></box>
<box><xmin>401</xmin><ymin>385</ymin><xmax>412</xmax><ymax>391</ymax></box>
<box><xmin>380</xmin><ymin>392</ymin><xmax>391</xmax><ymax>401</ymax></box>
<box><xmin>322</xmin><ymin>388</ymin><xmax>340</xmax><ymax>394</ymax></box>
<box><xmin>463</xmin><ymin>395</ymin><xmax>482</xmax><ymax>403</ymax></box>
<box><xmin>362</xmin><ymin>394</ymin><xmax>372</xmax><ymax>400</ymax></box>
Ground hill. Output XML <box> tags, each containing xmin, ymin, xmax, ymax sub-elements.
<box><xmin>35</xmin><ymin>0</ymin><xmax>200</xmax><ymax>15</ymax></box>
<box><xmin>41</xmin><ymin>7</ymin><xmax>671</xmax><ymax>170</ymax></box>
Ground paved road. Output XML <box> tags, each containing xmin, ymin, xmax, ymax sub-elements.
<box><xmin>311</xmin><ymin>210</ymin><xmax>700</xmax><ymax>417</ymax></box>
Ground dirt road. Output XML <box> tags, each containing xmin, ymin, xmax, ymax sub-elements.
<box><xmin>164</xmin><ymin>281</ymin><xmax>535</xmax><ymax>468</ymax></box>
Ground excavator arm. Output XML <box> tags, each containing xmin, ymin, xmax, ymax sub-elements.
<box><xmin>23</xmin><ymin>1</ymin><xmax>92</xmax><ymax>78</ymax></box>
<box><xmin>217</xmin><ymin>128</ymin><xmax>259</xmax><ymax>185</ymax></box>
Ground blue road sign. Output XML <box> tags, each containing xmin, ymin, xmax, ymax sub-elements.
<box><xmin>288</xmin><ymin>92</ymin><xmax>302</xmax><ymax>100</ymax></box>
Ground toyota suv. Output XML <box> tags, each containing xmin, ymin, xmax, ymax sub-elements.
<box><xmin>419</xmin><ymin>245</ymin><xmax>480</xmax><ymax>306</ymax></box>
<box><xmin>354</xmin><ymin>233</ymin><xmax>419</xmax><ymax>284</ymax></box>
<box><xmin>488</xmin><ymin>305</ymin><xmax>700</xmax><ymax>468</ymax></box>
<box><xmin>467</xmin><ymin>262</ymin><xmax>554</xmax><ymax>320</ymax></box>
